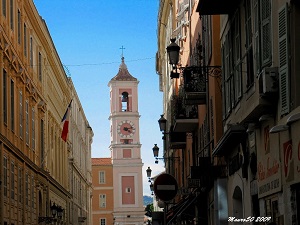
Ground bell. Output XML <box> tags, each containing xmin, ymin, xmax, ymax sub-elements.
<box><xmin>122</xmin><ymin>92</ymin><xmax>128</xmax><ymax>102</ymax></box>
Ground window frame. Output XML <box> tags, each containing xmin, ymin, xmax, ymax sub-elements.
<box><xmin>99</xmin><ymin>194</ymin><xmax>106</xmax><ymax>208</ymax></box>
<box><xmin>99</xmin><ymin>171</ymin><xmax>106</xmax><ymax>184</ymax></box>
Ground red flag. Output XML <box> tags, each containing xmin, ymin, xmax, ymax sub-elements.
<box><xmin>61</xmin><ymin>100</ymin><xmax>72</xmax><ymax>142</ymax></box>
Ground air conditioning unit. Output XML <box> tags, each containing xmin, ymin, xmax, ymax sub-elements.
<box><xmin>260</xmin><ymin>67</ymin><xmax>279</xmax><ymax>94</ymax></box>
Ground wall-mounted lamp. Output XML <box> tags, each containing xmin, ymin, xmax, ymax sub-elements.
<box><xmin>158</xmin><ymin>115</ymin><xmax>167</xmax><ymax>133</ymax></box>
<box><xmin>166</xmin><ymin>38</ymin><xmax>180</xmax><ymax>70</ymax></box>
<box><xmin>150</xmin><ymin>183</ymin><xmax>154</xmax><ymax>195</ymax></box>
<box><xmin>152</xmin><ymin>144</ymin><xmax>179</xmax><ymax>164</ymax></box>
<box><xmin>286</xmin><ymin>112</ymin><xmax>300</xmax><ymax>125</ymax></box>
<box><xmin>259</xmin><ymin>114</ymin><xmax>273</xmax><ymax>122</ymax></box>
<box><xmin>269</xmin><ymin>112</ymin><xmax>300</xmax><ymax>133</ymax></box>
<box><xmin>269</xmin><ymin>124</ymin><xmax>289</xmax><ymax>133</ymax></box>
<box><xmin>38</xmin><ymin>203</ymin><xmax>64</xmax><ymax>224</ymax></box>
<box><xmin>146</xmin><ymin>167</ymin><xmax>152</xmax><ymax>182</ymax></box>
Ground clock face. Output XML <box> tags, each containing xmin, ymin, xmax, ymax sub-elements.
<box><xmin>117</xmin><ymin>120</ymin><xmax>136</xmax><ymax>138</ymax></box>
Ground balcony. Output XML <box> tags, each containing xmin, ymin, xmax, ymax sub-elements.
<box><xmin>196</xmin><ymin>0</ymin><xmax>241</xmax><ymax>15</ymax></box>
<box><xmin>169</xmin><ymin>129</ymin><xmax>186</xmax><ymax>149</ymax></box>
<box><xmin>171</xmin><ymin>94</ymin><xmax>198</xmax><ymax>132</ymax></box>
<box><xmin>212</xmin><ymin>124</ymin><xmax>247</xmax><ymax>156</ymax></box>
<box><xmin>183</xmin><ymin>67</ymin><xmax>206</xmax><ymax>105</ymax></box>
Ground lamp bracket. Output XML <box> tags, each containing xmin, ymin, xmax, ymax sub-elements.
<box><xmin>38</xmin><ymin>217</ymin><xmax>57</xmax><ymax>224</ymax></box>
<box><xmin>181</xmin><ymin>65</ymin><xmax>222</xmax><ymax>78</ymax></box>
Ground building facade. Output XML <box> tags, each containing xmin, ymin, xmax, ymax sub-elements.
<box><xmin>0</xmin><ymin>1</ymin><xmax>93</xmax><ymax>224</ymax></box>
<box><xmin>156</xmin><ymin>0</ymin><xmax>300</xmax><ymax>225</ymax></box>
<box><xmin>92</xmin><ymin>158</ymin><xmax>114</xmax><ymax>225</ymax></box>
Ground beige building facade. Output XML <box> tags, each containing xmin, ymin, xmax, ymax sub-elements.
<box><xmin>0</xmin><ymin>1</ymin><xmax>93</xmax><ymax>225</ymax></box>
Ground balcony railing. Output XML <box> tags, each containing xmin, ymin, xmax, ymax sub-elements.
<box><xmin>172</xmin><ymin>93</ymin><xmax>198</xmax><ymax>132</ymax></box>
<box><xmin>196</xmin><ymin>0</ymin><xmax>240</xmax><ymax>15</ymax></box>
<box><xmin>183</xmin><ymin>66</ymin><xmax>206</xmax><ymax>105</ymax></box>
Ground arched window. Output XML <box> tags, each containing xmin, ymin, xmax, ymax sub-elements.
<box><xmin>121</xmin><ymin>92</ymin><xmax>129</xmax><ymax>111</ymax></box>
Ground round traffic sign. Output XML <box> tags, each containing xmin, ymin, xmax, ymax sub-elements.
<box><xmin>154</xmin><ymin>173</ymin><xmax>178</xmax><ymax>202</ymax></box>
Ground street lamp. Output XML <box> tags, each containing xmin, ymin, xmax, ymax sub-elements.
<box><xmin>51</xmin><ymin>203</ymin><xmax>57</xmax><ymax>217</ymax></box>
<box><xmin>158</xmin><ymin>115</ymin><xmax>167</xmax><ymax>132</ymax></box>
<box><xmin>150</xmin><ymin>182</ymin><xmax>154</xmax><ymax>195</ymax></box>
<box><xmin>38</xmin><ymin>203</ymin><xmax>61</xmax><ymax>224</ymax></box>
<box><xmin>166</xmin><ymin>38</ymin><xmax>180</xmax><ymax>78</ymax></box>
<box><xmin>152</xmin><ymin>144</ymin><xmax>179</xmax><ymax>164</ymax></box>
<box><xmin>166</xmin><ymin>38</ymin><xmax>180</xmax><ymax>68</ymax></box>
<box><xmin>57</xmin><ymin>206</ymin><xmax>64</xmax><ymax>219</ymax></box>
<box><xmin>146</xmin><ymin>166</ymin><xmax>152</xmax><ymax>182</ymax></box>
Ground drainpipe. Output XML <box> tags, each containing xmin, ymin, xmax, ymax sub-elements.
<box><xmin>0</xmin><ymin>142</ymin><xmax>3</xmax><ymax>225</ymax></box>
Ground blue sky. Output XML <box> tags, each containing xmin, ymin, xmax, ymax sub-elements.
<box><xmin>33</xmin><ymin>0</ymin><xmax>165</xmax><ymax>196</ymax></box>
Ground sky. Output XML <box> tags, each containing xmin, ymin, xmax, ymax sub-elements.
<box><xmin>33</xmin><ymin>0</ymin><xmax>165</xmax><ymax>196</ymax></box>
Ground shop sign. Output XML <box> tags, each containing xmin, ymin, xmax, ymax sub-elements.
<box><xmin>257</xmin><ymin>125</ymin><xmax>282</xmax><ymax>198</ymax></box>
<box><xmin>284</xmin><ymin>130</ymin><xmax>300</xmax><ymax>184</ymax></box>
<box><xmin>188</xmin><ymin>178</ymin><xmax>201</xmax><ymax>188</ymax></box>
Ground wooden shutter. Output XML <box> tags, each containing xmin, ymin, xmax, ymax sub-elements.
<box><xmin>261</xmin><ymin>0</ymin><xmax>272</xmax><ymax>67</ymax></box>
<box><xmin>253</xmin><ymin>0</ymin><xmax>261</xmax><ymax>73</ymax></box>
<box><xmin>278</xmin><ymin>4</ymin><xmax>290</xmax><ymax>115</ymax></box>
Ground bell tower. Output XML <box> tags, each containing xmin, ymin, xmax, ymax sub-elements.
<box><xmin>108</xmin><ymin>57</ymin><xmax>144</xmax><ymax>225</ymax></box>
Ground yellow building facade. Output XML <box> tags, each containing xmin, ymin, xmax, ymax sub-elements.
<box><xmin>0</xmin><ymin>1</ymin><xmax>93</xmax><ymax>224</ymax></box>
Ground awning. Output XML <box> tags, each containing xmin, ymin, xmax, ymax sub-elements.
<box><xmin>212</xmin><ymin>124</ymin><xmax>247</xmax><ymax>156</ymax></box>
<box><xmin>166</xmin><ymin>193</ymin><xmax>198</xmax><ymax>225</ymax></box>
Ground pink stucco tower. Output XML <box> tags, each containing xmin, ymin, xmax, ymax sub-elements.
<box><xmin>108</xmin><ymin>57</ymin><xmax>144</xmax><ymax>225</ymax></box>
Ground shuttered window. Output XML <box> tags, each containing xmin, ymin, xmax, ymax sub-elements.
<box><xmin>261</xmin><ymin>0</ymin><xmax>272</xmax><ymax>66</ymax></box>
<box><xmin>245</xmin><ymin>0</ymin><xmax>254</xmax><ymax>88</ymax></box>
<box><xmin>254</xmin><ymin>0</ymin><xmax>272</xmax><ymax>73</ymax></box>
<box><xmin>278</xmin><ymin>4</ymin><xmax>290</xmax><ymax>115</ymax></box>
<box><xmin>221</xmin><ymin>9</ymin><xmax>241</xmax><ymax>118</ymax></box>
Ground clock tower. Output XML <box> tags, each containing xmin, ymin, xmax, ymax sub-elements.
<box><xmin>108</xmin><ymin>57</ymin><xmax>144</xmax><ymax>225</ymax></box>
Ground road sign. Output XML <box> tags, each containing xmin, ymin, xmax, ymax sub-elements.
<box><xmin>154</xmin><ymin>173</ymin><xmax>178</xmax><ymax>202</ymax></box>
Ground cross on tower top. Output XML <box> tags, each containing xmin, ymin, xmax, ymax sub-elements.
<box><xmin>120</xmin><ymin>45</ymin><xmax>126</xmax><ymax>58</ymax></box>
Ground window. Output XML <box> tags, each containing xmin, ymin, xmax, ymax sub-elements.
<box><xmin>38</xmin><ymin>52</ymin><xmax>42</xmax><ymax>81</ymax></box>
<box><xmin>244</xmin><ymin>0</ymin><xmax>254</xmax><ymax>88</ymax></box>
<box><xmin>17</xmin><ymin>10</ymin><xmax>21</xmax><ymax>44</ymax></box>
<box><xmin>31</xmin><ymin>175</ymin><xmax>34</xmax><ymax>207</ymax></box>
<box><xmin>278</xmin><ymin>4</ymin><xmax>290</xmax><ymax>115</ymax></box>
<box><xmin>11</xmin><ymin>79</ymin><xmax>14</xmax><ymax>131</ymax></box>
<box><xmin>3</xmin><ymin>69</ymin><xmax>7</xmax><ymax>124</ymax></box>
<box><xmin>254</xmin><ymin>0</ymin><xmax>272</xmax><ymax>73</ymax></box>
<box><xmin>3</xmin><ymin>156</ymin><xmax>8</xmax><ymax>197</ymax></box>
<box><xmin>9</xmin><ymin>0</ymin><xmax>13</xmax><ymax>30</ymax></box>
<box><xmin>121</xmin><ymin>92</ymin><xmax>129</xmax><ymax>111</ymax></box>
<box><xmin>19</xmin><ymin>91</ymin><xmax>23</xmax><ymax>138</ymax></box>
<box><xmin>18</xmin><ymin>167</ymin><xmax>22</xmax><ymax>202</ymax></box>
<box><xmin>11</xmin><ymin>161</ymin><xmax>14</xmax><ymax>200</ymax></box>
<box><xmin>100</xmin><ymin>218</ymin><xmax>106</xmax><ymax>225</ymax></box>
<box><xmin>125</xmin><ymin>187</ymin><xmax>131</xmax><ymax>193</ymax></box>
<box><xmin>30</xmin><ymin>37</ymin><xmax>33</xmax><ymax>67</ymax></box>
<box><xmin>202</xmin><ymin>15</ymin><xmax>212</xmax><ymax>64</ymax></box>
<box><xmin>25</xmin><ymin>100</ymin><xmax>29</xmax><ymax>145</ymax></box>
<box><xmin>99</xmin><ymin>171</ymin><xmax>105</xmax><ymax>184</ymax></box>
<box><xmin>24</xmin><ymin>23</ymin><xmax>27</xmax><ymax>56</ymax></box>
<box><xmin>31</xmin><ymin>108</ymin><xmax>35</xmax><ymax>150</ymax></box>
<box><xmin>222</xmin><ymin>9</ymin><xmax>242</xmax><ymax>118</ymax></box>
<box><xmin>40</xmin><ymin>119</ymin><xmax>45</xmax><ymax>167</ymax></box>
<box><xmin>25</xmin><ymin>172</ymin><xmax>28</xmax><ymax>205</ymax></box>
<box><xmin>2</xmin><ymin>0</ymin><xmax>6</xmax><ymax>17</ymax></box>
<box><xmin>99</xmin><ymin>194</ymin><xmax>106</xmax><ymax>208</ymax></box>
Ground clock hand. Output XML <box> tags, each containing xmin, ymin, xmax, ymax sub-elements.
<box><xmin>123</xmin><ymin>127</ymin><xmax>132</xmax><ymax>132</ymax></box>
